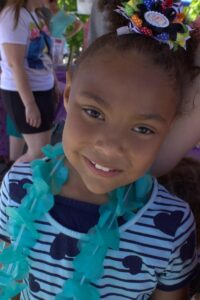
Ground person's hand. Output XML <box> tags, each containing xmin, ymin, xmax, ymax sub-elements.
<box><xmin>25</xmin><ymin>102</ymin><xmax>41</xmax><ymax>128</ymax></box>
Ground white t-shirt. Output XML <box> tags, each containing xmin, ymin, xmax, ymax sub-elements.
<box><xmin>0</xmin><ymin>7</ymin><xmax>54</xmax><ymax>91</ymax></box>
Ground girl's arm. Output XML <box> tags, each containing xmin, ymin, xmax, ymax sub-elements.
<box><xmin>152</xmin><ymin>22</ymin><xmax>200</xmax><ymax>177</ymax></box>
<box><xmin>151</xmin><ymin>74</ymin><xmax>200</xmax><ymax>177</ymax></box>
<box><xmin>2</xmin><ymin>43</ymin><xmax>41</xmax><ymax>128</ymax></box>
<box><xmin>150</xmin><ymin>287</ymin><xmax>189</xmax><ymax>300</ymax></box>
<box><xmin>67</xmin><ymin>16</ymin><xmax>83</xmax><ymax>39</ymax></box>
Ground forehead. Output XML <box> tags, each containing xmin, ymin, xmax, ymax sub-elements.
<box><xmin>70</xmin><ymin>49</ymin><xmax>179</xmax><ymax>122</ymax></box>
<box><xmin>76</xmin><ymin>47</ymin><xmax>175</xmax><ymax>89</ymax></box>
<box><xmin>71</xmin><ymin>48</ymin><xmax>178</xmax><ymax>116</ymax></box>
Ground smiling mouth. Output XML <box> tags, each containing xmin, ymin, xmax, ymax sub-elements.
<box><xmin>91</xmin><ymin>161</ymin><xmax>116</xmax><ymax>172</ymax></box>
<box><xmin>83</xmin><ymin>157</ymin><xmax>122</xmax><ymax>177</ymax></box>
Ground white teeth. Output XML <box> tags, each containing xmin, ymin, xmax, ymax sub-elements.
<box><xmin>91</xmin><ymin>160</ymin><xmax>114</xmax><ymax>172</ymax></box>
<box><xmin>94</xmin><ymin>163</ymin><xmax>111</xmax><ymax>172</ymax></box>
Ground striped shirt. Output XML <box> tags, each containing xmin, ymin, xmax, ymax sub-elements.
<box><xmin>0</xmin><ymin>163</ymin><xmax>198</xmax><ymax>300</ymax></box>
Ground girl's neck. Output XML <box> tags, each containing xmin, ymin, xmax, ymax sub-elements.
<box><xmin>60</xmin><ymin>160</ymin><xmax>108</xmax><ymax>205</ymax></box>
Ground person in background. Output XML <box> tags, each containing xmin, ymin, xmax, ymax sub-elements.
<box><xmin>0</xmin><ymin>47</ymin><xmax>24</xmax><ymax>179</ymax></box>
<box><xmin>45</xmin><ymin>0</ymin><xmax>83</xmax><ymax>57</ymax></box>
<box><xmin>36</xmin><ymin>1</ymin><xmax>52</xmax><ymax>28</ymax></box>
<box><xmin>0</xmin><ymin>0</ymin><xmax>56</xmax><ymax>163</ymax></box>
<box><xmin>88</xmin><ymin>0</ymin><xmax>111</xmax><ymax>45</ymax></box>
<box><xmin>0</xmin><ymin>50</ymin><xmax>9</xmax><ymax>165</ymax></box>
<box><xmin>6</xmin><ymin>115</ymin><xmax>25</xmax><ymax>161</ymax></box>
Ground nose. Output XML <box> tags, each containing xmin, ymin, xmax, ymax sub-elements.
<box><xmin>94</xmin><ymin>126</ymin><xmax>126</xmax><ymax>157</ymax></box>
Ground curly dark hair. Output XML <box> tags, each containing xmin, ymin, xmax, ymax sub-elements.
<box><xmin>159</xmin><ymin>157</ymin><xmax>200</xmax><ymax>246</ymax></box>
<box><xmin>75</xmin><ymin>30</ymin><xmax>198</xmax><ymax>113</ymax></box>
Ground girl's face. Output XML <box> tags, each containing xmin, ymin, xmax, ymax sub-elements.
<box><xmin>48</xmin><ymin>0</ymin><xmax>59</xmax><ymax>14</ymax></box>
<box><xmin>27</xmin><ymin>0</ymin><xmax>45</xmax><ymax>9</ymax></box>
<box><xmin>63</xmin><ymin>49</ymin><xmax>177</xmax><ymax>196</ymax></box>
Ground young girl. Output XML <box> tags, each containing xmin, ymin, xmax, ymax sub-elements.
<box><xmin>0</xmin><ymin>0</ymin><xmax>56</xmax><ymax>163</ymax></box>
<box><xmin>88</xmin><ymin>1</ymin><xmax>200</xmax><ymax>178</ymax></box>
<box><xmin>0</xmin><ymin>0</ymin><xmax>198</xmax><ymax>299</ymax></box>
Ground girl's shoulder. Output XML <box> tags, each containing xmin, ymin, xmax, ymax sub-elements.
<box><xmin>1</xmin><ymin>5</ymin><xmax>25</xmax><ymax>17</ymax></box>
<box><xmin>0</xmin><ymin>6</ymin><xmax>14</xmax><ymax>23</ymax></box>
<box><xmin>151</xmin><ymin>179</ymin><xmax>193</xmax><ymax>229</ymax></box>
<box><xmin>123</xmin><ymin>178</ymin><xmax>194</xmax><ymax>240</ymax></box>
<box><xmin>0</xmin><ymin>6</ymin><xmax>31</xmax><ymax>28</ymax></box>
<box><xmin>2</xmin><ymin>157</ymin><xmax>51</xmax><ymax>207</ymax></box>
<box><xmin>155</xmin><ymin>179</ymin><xmax>191</xmax><ymax>211</ymax></box>
<box><xmin>150</xmin><ymin>178</ymin><xmax>190</xmax><ymax>208</ymax></box>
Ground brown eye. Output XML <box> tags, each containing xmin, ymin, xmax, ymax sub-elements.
<box><xmin>83</xmin><ymin>108</ymin><xmax>104</xmax><ymax>120</ymax></box>
<box><xmin>133</xmin><ymin>126</ymin><xmax>154</xmax><ymax>135</ymax></box>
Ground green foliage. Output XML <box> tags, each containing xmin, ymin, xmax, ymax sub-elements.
<box><xmin>185</xmin><ymin>0</ymin><xmax>200</xmax><ymax>21</ymax></box>
<box><xmin>57</xmin><ymin>0</ymin><xmax>88</xmax><ymax>57</ymax></box>
<box><xmin>58</xmin><ymin>0</ymin><xmax>77</xmax><ymax>11</ymax></box>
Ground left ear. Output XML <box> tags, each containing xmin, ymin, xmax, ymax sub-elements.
<box><xmin>64</xmin><ymin>70</ymin><xmax>72</xmax><ymax>110</ymax></box>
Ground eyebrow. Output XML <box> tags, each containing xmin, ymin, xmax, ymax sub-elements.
<box><xmin>81</xmin><ymin>91</ymin><xmax>110</xmax><ymax>108</ymax></box>
<box><xmin>136</xmin><ymin>114</ymin><xmax>167</xmax><ymax>123</ymax></box>
<box><xmin>81</xmin><ymin>92</ymin><xmax>167</xmax><ymax>123</ymax></box>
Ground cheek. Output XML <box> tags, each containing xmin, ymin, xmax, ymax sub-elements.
<box><xmin>128</xmin><ymin>133</ymin><xmax>169</xmax><ymax>171</ymax></box>
<box><xmin>62</xmin><ymin>111</ymin><xmax>93</xmax><ymax>153</ymax></box>
<box><xmin>130</xmin><ymin>134</ymin><xmax>165</xmax><ymax>155</ymax></box>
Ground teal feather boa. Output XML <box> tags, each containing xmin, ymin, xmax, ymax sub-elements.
<box><xmin>0</xmin><ymin>143</ymin><xmax>152</xmax><ymax>299</ymax></box>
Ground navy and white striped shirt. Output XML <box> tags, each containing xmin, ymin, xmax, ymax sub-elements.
<box><xmin>0</xmin><ymin>163</ymin><xmax>198</xmax><ymax>300</ymax></box>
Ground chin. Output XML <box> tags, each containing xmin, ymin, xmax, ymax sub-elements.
<box><xmin>84</xmin><ymin>179</ymin><xmax>126</xmax><ymax>196</ymax></box>
<box><xmin>86</xmin><ymin>185</ymin><xmax>111</xmax><ymax>195</ymax></box>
